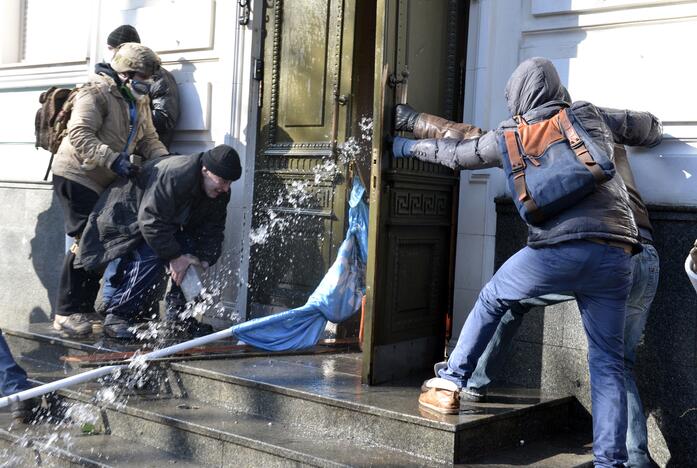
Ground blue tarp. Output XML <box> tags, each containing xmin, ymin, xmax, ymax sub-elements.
<box><xmin>230</xmin><ymin>177</ymin><xmax>368</xmax><ymax>351</ymax></box>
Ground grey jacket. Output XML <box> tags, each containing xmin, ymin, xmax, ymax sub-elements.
<box><xmin>410</xmin><ymin>57</ymin><xmax>663</xmax><ymax>249</ymax></box>
<box><xmin>76</xmin><ymin>152</ymin><xmax>229</xmax><ymax>271</ymax></box>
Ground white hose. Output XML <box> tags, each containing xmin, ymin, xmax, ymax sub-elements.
<box><xmin>0</xmin><ymin>328</ymin><xmax>233</xmax><ymax>409</ymax></box>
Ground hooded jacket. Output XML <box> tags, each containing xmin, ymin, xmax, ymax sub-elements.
<box><xmin>76</xmin><ymin>151</ymin><xmax>230</xmax><ymax>271</ymax></box>
<box><xmin>410</xmin><ymin>57</ymin><xmax>663</xmax><ymax>249</ymax></box>
<box><xmin>149</xmin><ymin>67</ymin><xmax>180</xmax><ymax>149</ymax></box>
<box><xmin>51</xmin><ymin>63</ymin><xmax>169</xmax><ymax>194</ymax></box>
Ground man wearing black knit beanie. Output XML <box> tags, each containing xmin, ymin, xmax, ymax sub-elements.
<box><xmin>75</xmin><ymin>145</ymin><xmax>242</xmax><ymax>340</ymax></box>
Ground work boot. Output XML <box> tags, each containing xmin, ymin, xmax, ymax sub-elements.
<box><xmin>53</xmin><ymin>313</ymin><xmax>92</xmax><ymax>337</ymax></box>
<box><xmin>418</xmin><ymin>377</ymin><xmax>460</xmax><ymax>414</ymax></box>
<box><xmin>394</xmin><ymin>104</ymin><xmax>420</xmax><ymax>132</ymax></box>
<box><xmin>182</xmin><ymin>318</ymin><xmax>214</xmax><ymax>338</ymax></box>
<box><xmin>10</xmin><ymin>397</ymin><xmax>40</xmax><ymax>424</ymax></box>
<box><xmin>103</xmin><ymin>314</ymin><xmax>135</xmax><ymax>340</ymax></box>
<box><xmin>163</xmin><ymin>317</ymin><xmax>214</xmax><ymax>340</ymax></box>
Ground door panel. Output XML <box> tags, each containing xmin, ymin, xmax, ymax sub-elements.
<box><xmin>250</xmin><ymin>0</ymin><xmax>354</xmax><ymax>314</ymax></box>
<box><xmin>363</xmin><ymin>0</ymin><xmax>467</xmax><ymax>384</ymax></box>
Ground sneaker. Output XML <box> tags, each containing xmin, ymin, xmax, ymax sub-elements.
<box><xmin>460</xmin><ymin>386</ymin><xmax>487</xmax><ymax>403</ymax></box>
<box><xmin>431</xmin><ymin>361</ymin><xmax>487</xmax><ymax>402</ymax></box>
<box><xmin>53</xmin><ymin>313</ymin><xmax>92</xmax><ymax>337</ymax></box>
<box><xmin>418</xmin><ymin>377</ymin><xmax>460</xmax><ymax>414</ymax></box>
<box><xmin>103</xmin><ymin>314</ymin><xmax>135</xmax><ymax>340</ymax></box>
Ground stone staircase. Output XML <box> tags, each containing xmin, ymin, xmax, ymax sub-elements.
<box><xmin>0</xmin><ymin>324</ymin><xmax>594</xmax><ymax>467</ymax></box>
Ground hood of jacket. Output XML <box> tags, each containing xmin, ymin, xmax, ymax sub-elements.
<box><xmin>505</xmin><ymin>57</ymin><xmax>568</xmax><ymax>116</ymax></box>
<box><xmin>95</xmin><ymin>62</ymin><xmax>122</xmax><ymax>87</ymax></box>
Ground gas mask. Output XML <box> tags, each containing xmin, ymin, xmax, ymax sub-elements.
<box><xmin>127</xmin><ymin>78</ymin><xmax>153</xmax><ymax>101</ymax></box>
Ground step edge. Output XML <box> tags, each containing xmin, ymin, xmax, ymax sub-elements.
<box><xmin>47</xmin><ymin>385</ymin><xmax>423</xmax><ymax>468</ymax></box>
<box><xmin>5</xmin><ymin>328</ymin><xmax>460</xmax><ymax>432</ymax></box>
<box><xmin>0</xmin><ymin>427</ymin><xmax>110</xmax><ymax>468</ymax></box>
<box><xmin>8</xmin><ymin>328</ymin><xmax>578</xmax><ymax>436</ymax></box>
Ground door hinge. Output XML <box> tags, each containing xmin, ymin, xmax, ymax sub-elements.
<box><xmin>238</xmin><ymin>0</ymin><xmax>250</xmax><ymax>25</ymax></box>
<box><xmin>253</xmin><ymin>58</ymin><xmax>263</xmax><ymax>81</ymax></box>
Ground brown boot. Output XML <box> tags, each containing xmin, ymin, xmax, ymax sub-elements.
<box><xmin>418</xmin><ymin>378</ymin><xmax>460</xmax><ymax>414</ymax></box>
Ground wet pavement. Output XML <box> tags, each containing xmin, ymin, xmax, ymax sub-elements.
<box><xmin>1</xmin><ymin>322</ymin><xmax>593</xmax><ymax>466</ymax></box>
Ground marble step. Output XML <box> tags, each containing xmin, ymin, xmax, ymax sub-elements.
<box><xmin>4</xmin><ymin>324</ymin><xmax>591</xmax><ymax>465</ymax></box>
<box><xmin>0</xmin><ymin>412</ymin><xmax>208</xmax><ymax>467</ymax></box>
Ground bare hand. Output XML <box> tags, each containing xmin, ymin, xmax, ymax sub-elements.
<box><xmin>691</xmin><ymin>239</ymin><xmax>697</xmax><ymax>273</ymax></box>
<box><xmin>169</xmin><ymin>254</ymin><xmax>201</xmax><ymax>286</ymax></box>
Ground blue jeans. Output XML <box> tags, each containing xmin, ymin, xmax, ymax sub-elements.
<box><xmin>466</xmin><ymin>293</ymin><xmax>574</xmax><ymax>391</ymax></box>
<box><xmin>440</xmin><ymin>240</ymin><xmax>633</xmax><ymax>467</ymax></box>
<box><xmin>464</xmin><ymin>244</ymin><xmax>659</xmax><ymax>468</ymax></box>
<box><xmin>0</xmin><ymin>332</ymin><xmax>30</xmax><ymax>396</ymax></box>
<box><xmin>624</xmin><ymin>245</ymin><xmax>659</xmax><ymax>467</ymax></box>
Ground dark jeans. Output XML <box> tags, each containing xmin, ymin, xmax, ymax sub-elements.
<box><xmin>439</xmin><ymin>241</ymin><xmax>633</xmax><ymax>467</ymax></box>
<box><xmin>52</xmin><ymin>176</ymin><xmax>101</xmax><ymax>316</ymax></box>
<box><xmin>464</xmin><ymin>244</ymin><xmax>660</xmax><ymax>468</ymax></box>
<box><xmin>102</xmin><ymin>241</ymin><xmax>187</xmax><ymax>321</ymax></box>
<box><xmin>0</xmin><ymin>332</ymin><xmax>29</xmax><ymax>396</ymax></box>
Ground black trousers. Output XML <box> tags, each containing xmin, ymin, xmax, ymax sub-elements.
<box><xmin>52</xmin><ymin>175</ymin><xmax>101</xmax><ymax>316</ymax></box>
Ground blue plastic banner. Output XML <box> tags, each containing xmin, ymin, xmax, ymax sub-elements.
<box><xmin>231</xmin><ymin>177</ymin><xmax>368</xmax><ymax>351</ymax></box>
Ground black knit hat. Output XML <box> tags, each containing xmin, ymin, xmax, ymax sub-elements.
<box><xmin>107</xmin><ymin>25</ymin><xmax>141</xmax><ymax>47</ymax></box>
<box><xmin>202</xmin><ymin>145</ymin><xmax>242</xmax><ymax>181</ymax></box>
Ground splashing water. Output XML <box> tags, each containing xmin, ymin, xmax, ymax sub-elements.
<box><xmin>250</xmin><ymin>116</ymin><xmax>373</xmax><ymax>248</ymax></box>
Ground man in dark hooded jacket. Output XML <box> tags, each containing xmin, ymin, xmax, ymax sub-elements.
<box><xmin>76</xmin><ymin>145</ymin><xmax>241</xmax><ymax>339</ymax></box>
<box><xmin>392</xmin><ymin>57</ymin><xmax>662</xmax><ymax>468</ymax></box>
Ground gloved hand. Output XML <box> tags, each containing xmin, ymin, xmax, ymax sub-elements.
<box><xmin>392</xmin><ymin>136</ymin><xmax>417</xmax><ymax>158</ymax></box>
<box><xmin>690</xmin><ymin>239</ymin><xmax>697</xmax><ymax>273</ymax></box>
<box><xmin>394</xmin><ymin>104</ymin><xmax>420</xmax><ymax>132</ymax></box>
<box><xmin>110</xmin><ymin>152</ymin><xmax>140</xmax><ymax>178</ymax></box>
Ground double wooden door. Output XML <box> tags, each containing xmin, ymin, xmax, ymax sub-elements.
<box><xmin>250</xmin><ymin>0</ymin><xmax>469</xmax><ymax>384</ymax></box>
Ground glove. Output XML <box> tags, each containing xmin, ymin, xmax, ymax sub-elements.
<box><xmin>110</xmin><ymin>152</ymin><xmax>140</xmax><ymax>178</ymax></box>
<box><xmin>394</xmin><ymin>104</ymin><xmax>420</xmax><ymax>132</ymax></box>
<box><xmin>391</xmin><ymin>136</ymin><xmax>417</xmax><ymax>158</ymax></box>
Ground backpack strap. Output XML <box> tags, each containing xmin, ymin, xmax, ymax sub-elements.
<box><xmin>504</xmin><ymin>130</ymin><xmax>541</xmax><ymax>222</ymax></box>
<box><xmin>558</xmin><ymin>109</ymin><xmax>608</xmax><ymax>184</ymax></box>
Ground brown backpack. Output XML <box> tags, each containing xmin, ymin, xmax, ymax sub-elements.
<box><xmin>34</xmin><ymin>86</ymin><xmax>80</xmax><ymax>180</ymax></box>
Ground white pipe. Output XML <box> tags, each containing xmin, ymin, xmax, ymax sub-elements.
<box><xmin>0</xmin><ymin>328</ymin><xmax>234</xmax><ymax>409</ymax></box>
<box><xmin>0</xmin><ymin>365</ymin><xmax>124</xmax><ymax>409</ymax></box>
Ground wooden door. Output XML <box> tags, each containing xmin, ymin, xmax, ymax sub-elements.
<box><xmin>363</xmin><ymin>0</ymin><xmax>469</xmax><ymax>384</ymax></box>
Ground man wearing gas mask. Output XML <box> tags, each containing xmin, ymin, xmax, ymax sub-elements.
<box><xmin>103</xmin><ymin>25</ymin><xmax>180</xmax><ymax>149</ymax></box>
<box><xmin>51</xmin><ymin>42</ymin><xmax>169</xmax><ymax>337</ymax></box>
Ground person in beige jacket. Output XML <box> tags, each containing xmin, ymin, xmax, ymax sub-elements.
<box><xmin>52</xmin><ymin>43</ymin><xmax>168</xmax><ymax>337</ymax></box>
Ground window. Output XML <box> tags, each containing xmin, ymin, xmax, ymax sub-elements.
<box><xmin>1</xmin><ymin>0</ymin><xmax>91</xmax><ymax>66</ymax></box>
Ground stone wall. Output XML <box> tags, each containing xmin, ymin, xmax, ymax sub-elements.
<box><xmin>0</xmin><ymin>183</ymin><xmax>63</xmax><ymax>330</ymax></box>
<box><xmin>493</xmin><ymin>198</ymin><xmax>697</xmax><ymax>466</ymax></box>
